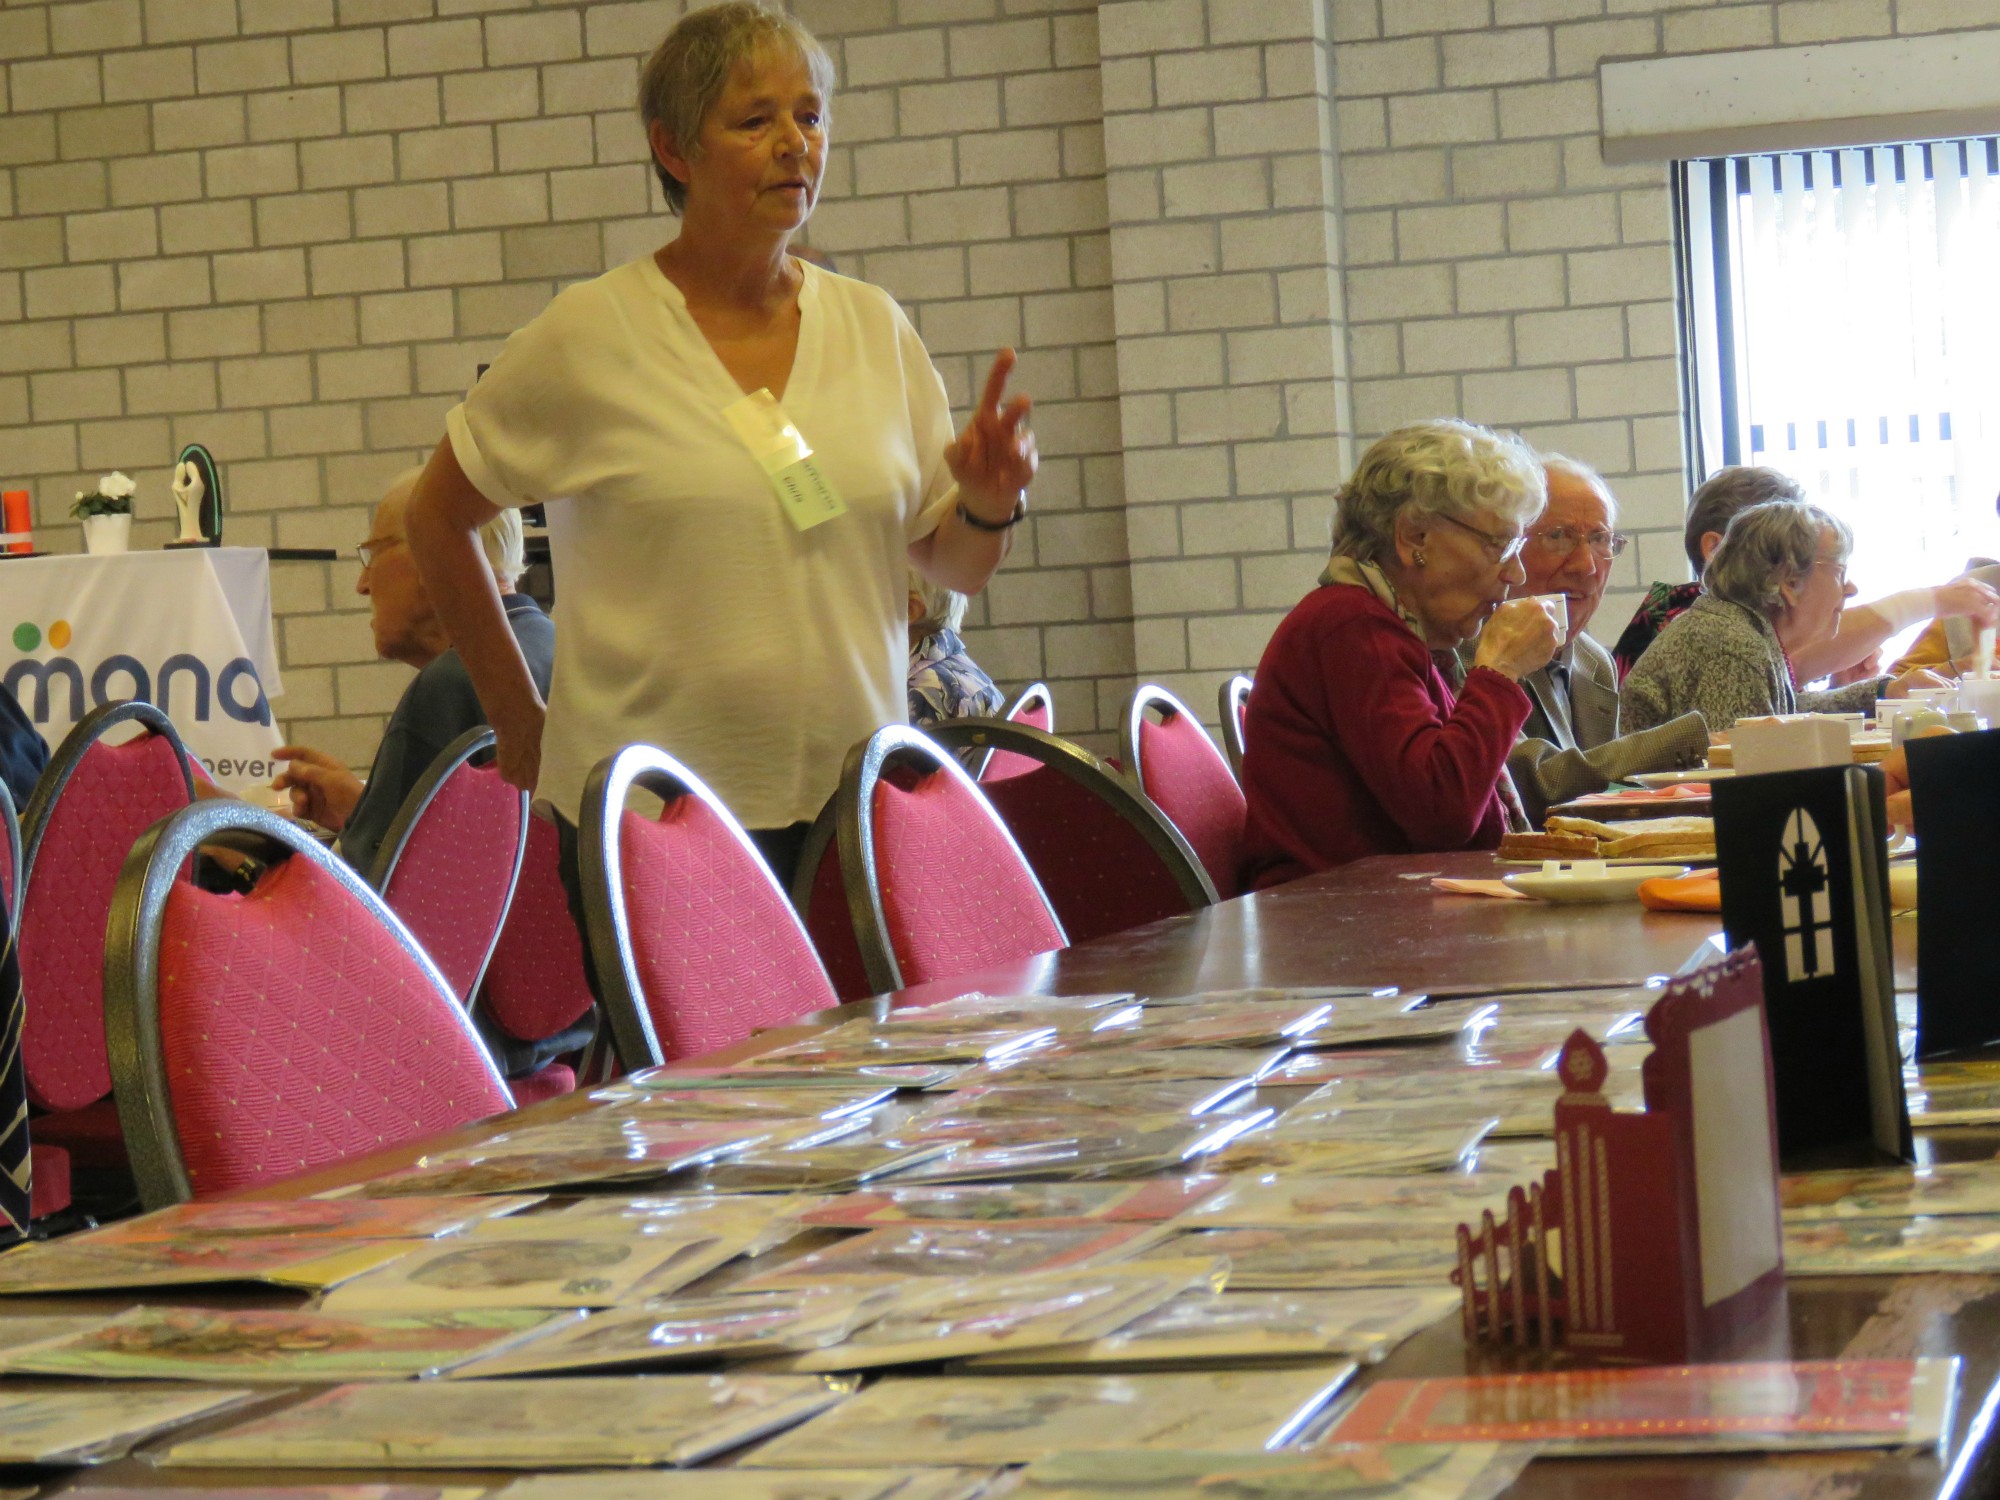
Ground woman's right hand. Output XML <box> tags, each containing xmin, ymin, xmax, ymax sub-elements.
<box><xmin>1933</xmin><ymin>576</ymin><xmax>2000</xmax><ymax>627</ymax></box>
<box><xmin>1473</xmin><ymin>597</ymin><xmax>1561</xmax><ymax>681</ymax></box>
<box><xmin>490</xmin><ymin>697</ymin><xmax>546</xmax><ymax>792</ymax></box>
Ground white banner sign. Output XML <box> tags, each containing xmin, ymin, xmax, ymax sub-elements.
<box><xmin>0</xmin><ymin>548</ymin><xmax>285</xmax><ymax>793</ymax></box>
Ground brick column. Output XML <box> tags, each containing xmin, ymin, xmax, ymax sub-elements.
<box><xmin>1099</xmin><ymin>0</ymin><xmax>1353</xmax><ymax>717</ymax></box>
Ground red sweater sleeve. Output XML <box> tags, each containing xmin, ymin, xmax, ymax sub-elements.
<box><xmin>1316</xmin><ymin>606</ymin><xmax>1530</xmax><ymax>848</ymax></box>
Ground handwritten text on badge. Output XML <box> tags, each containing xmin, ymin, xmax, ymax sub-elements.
<box><xmin>722</xmin><ymin>388</ymin><xmax>848</xmax><ymax>532</ymax></box>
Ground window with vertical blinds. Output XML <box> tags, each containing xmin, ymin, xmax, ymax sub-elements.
<box><xmin>1680</xmin><ymin>139</ymin><xmax>2000</xmax><ymax>603</ymax></box>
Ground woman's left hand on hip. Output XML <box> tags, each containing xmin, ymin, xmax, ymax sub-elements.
<box><xmin>947</xmin><ymin>348</ymin><xmax>1037</xmax><ymax>520</ymax></box>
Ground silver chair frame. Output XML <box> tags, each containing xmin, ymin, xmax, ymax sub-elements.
<box><xmin>578</xmin><ymin>742</ymin><xmax>830</xmax><ymax>1073</ymax></box>
<box><xmin>365</xmin><ymin>726</ymin><xmax>529</xmax><ymax>1006</ymax></box>
<box><xmin>104</xmin><ymin>800</ymin><xmax>509</xmax><ymax>1209</ymax></box>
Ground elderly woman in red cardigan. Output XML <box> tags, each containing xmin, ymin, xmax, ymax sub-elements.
<box><xmin>1240</xmin><ymin>420</ymin><xmax>1562</xmax><ymax>888</ymax></box>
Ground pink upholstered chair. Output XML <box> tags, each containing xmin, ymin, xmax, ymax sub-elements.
<box><xmin>579</xmin><ymin>744</ymin><xmax>837</xmax><ymax>1069</ymax></box>
<box><xmin>18</xmin><ymin>702</ymin><xmax>196</xmax><ymax>1167</ymax></box>
<box><xmin>792</xmin><ymin>806</ymin><xmax>877</xmax><ymax>1003</ymax></box>
<box><xmin>977</xmin><ymin>681</ymin><xmax>1054</xmax><ymax>783</ymax></box>
<box><xmin>475</xmin><ymin>812</ymin><xmax>598</xmax><ymax>1105</ymax></box>
<box><xmin>1219</xmin><ymin>674</ymin><xmax>1253</xmax><ymax>778</ymax></box>
<box><xmin>927</xmin><ymin>720</ymin><xmax>1215</xmax><ymax>945</ymax></box>
<box><xmin>365</xmin><ymin>729</ymin><xmax>529</xmax><ymax>1006</ymax></box>
<box><xmin>812</xmin><ymin>726</ymin><xmax>1067</xmax><ymax>995</ymax></box>
<box><xmin>104</xmin><ymin>801</ymin><xmax>513</xmax><ymax>1207</ymax></box>
<box><xmin>1121</xmin><ymin>683</ymin><xmax>1248</xmax><ymax>900</ymax></box>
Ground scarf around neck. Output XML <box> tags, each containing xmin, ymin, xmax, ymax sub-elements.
<box><xmin>1319</xmin><ymin>555</ymin><xmax>1466</xmax><ymax>690</ymax></box>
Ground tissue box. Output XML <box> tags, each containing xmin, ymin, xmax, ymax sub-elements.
<box><xmin>1731</xmin><ymin>715</ymin><xmax>1852</xmax><ymax>775</ymax></box>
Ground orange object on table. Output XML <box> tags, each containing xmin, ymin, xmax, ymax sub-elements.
<box><xmin>1638</xmin><ymin>869</ymin><xmax>1721</xmax><ymax>912</ymax></box>
<box><xmin>1429</xmin><ymin>876</ymin><xmax>1534</xmax><ymax>900</ymax></box>
<box><xmin>1</xmin><ymin>489</ymin><xmax>30</xmax><ymax>554</ymax></box>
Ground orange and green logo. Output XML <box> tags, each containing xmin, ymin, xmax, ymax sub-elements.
<box><xmin>4</xmin><ymin>618</ymin><xmax>269</xmax><ymax>727</ymax></box>
<box><xmin>10</xmin><ymin>620</ymin><xmax>69</xmax><ymax>652</ymax></box>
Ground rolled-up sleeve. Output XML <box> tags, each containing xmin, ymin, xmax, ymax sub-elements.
<box><xmin>445</xmin><ymin>285</ymin><xmax>593</xmax><ymax>512</ymax></box>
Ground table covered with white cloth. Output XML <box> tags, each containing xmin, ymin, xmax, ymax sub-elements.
<box><xmin>0</xmin><ymin>547</ymin><xmax>285</xmax><ymax>793</ymax></box>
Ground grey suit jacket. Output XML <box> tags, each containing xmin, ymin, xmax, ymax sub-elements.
<box><xmin>1521</xmin><ymin>632</ymin><xmax>1619</xmax><ymax>753</ymax></box>
<box><xmin>1507</xmin><ymin>631</ymin><xmax>1710</xmax><ymax>825</ymax></box>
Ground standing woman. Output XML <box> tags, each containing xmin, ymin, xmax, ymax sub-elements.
<box><xmin>404</xmin><ymin>3</ymin><xmax>1034</xmax><ymax>886</ymax></box>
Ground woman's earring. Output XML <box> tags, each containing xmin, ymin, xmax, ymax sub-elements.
<box><xmin>1413</xmin><ymin>549</ymin><xmax>1427</xmax><ymax>567</ymax></box>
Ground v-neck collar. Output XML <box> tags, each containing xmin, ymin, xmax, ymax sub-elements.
<box><xmin>644</xmin><ymin>253</ymin><xmax>822</xmax><ymax>411</ymax></box>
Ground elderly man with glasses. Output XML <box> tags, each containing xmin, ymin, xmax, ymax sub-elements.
<box><xmin>270</xmin><ymin>468</ymin><xmax>554</xmax><ymax>880</ymax></box>
<box><xmin>1497</xmin><ymin>456</ymin><xmax>1710</xmax><ymax>823</ymax></box>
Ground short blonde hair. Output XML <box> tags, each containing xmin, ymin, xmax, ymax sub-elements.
<box><xmin>638</xmin><ymin>3</ymin><xmax>835</xmax><ymax>215</ymax></box>
<box><xmin>1331</xmin><ymin>420</ymin><xmax>1546</xmax><ymax>564</ymax></box>
<box><xmin>909</xmin><ymin>570</ymin><xmax>966</xmax><ymax>637</ymax></box>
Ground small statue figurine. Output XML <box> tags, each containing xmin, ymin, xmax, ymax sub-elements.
<box><xmin>168</xmin><ymin>442</ymin><xmax>223</xmax><ymax>548</ymax></box>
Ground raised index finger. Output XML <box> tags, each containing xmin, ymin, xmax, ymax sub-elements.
<box><xmin>978</xmin><ymin>348</ymin><xmax>1018</xmax><ymax>418</ymax></box>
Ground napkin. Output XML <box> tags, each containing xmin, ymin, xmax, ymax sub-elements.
<box><xmin>1637</xmin><ymin>869</ymin><xmax>1720</xmax><ymax>912</ymax></box>
<box><xmin>1429</xmin><ymin>878</ymin><xmax>1534</xmax><ymax>901</ymax></box>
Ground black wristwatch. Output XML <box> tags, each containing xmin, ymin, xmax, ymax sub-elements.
<box><xmin>957</xmin><ymin>497</ymin><xmax>1027</xmax><ymax>531</ymax></box>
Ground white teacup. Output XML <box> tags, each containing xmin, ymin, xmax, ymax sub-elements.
<box><xmin>1958</xmin><ymin>676</ymin><xmax>2000</xmax><ymax>724</ymax></box>
<box><xmin>1531</xmin><ymin>593</ymin><xmax>1569</xmax><ymax>647</ymax></box>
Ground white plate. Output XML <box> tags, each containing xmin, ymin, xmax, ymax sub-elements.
<box><xmin>1501</xmin><ymin>864</ymin><xmax>1692</xmax><ymax>903</ymax></box>
<box><xmin>1497</xmin><ymin>854</ymin><xmax>1715</xmax><ymax>869</ymax></box>
<box><xmin>1630</xmin><ymin>769</ymin><xmax>1733</xmax><ymax>786</ymax></box>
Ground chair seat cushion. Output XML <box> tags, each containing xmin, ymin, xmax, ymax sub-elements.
<box><xmin>506</xmin><ymin>1063</ymin><xmax>576</xmax><ymax>1109</ymax></box>
<box><xmin>30</xmin><ymin>1097</ymin><xmax>125</xmax><ymax>1171</ymax></box>
<box><xmin>28</xmin><ymin>1144</ymin><xmax>69</xmax><ymax>1222</ymax></box>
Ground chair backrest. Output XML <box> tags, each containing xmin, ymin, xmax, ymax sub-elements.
<box><xmin>927</xmin><ymin>720</ymin><xmax>1216</xmax><ymax>944</ymax></box>
<box><xmin>979</xmin><ymin>681</ymin><xmax>1055</xmax><ymax>783</ymax></box>
<box><xmin>0</xmin><ymin>780</ymin><xmax>21</xmax><ymax>934</ymax></box>
<box><xmin>478</xmin><ymin>811</ymin><xmax>598</xmax><ymax>1048</ymax></box>
<box><xmin>791</xmin><ymin>802</ymin><xmax>877</xmax><ymax>1003</ymax></box>
<box><xmin>1121</xmin><ymin>683</ymin><xmax>1247</xmax><ymax>900</ymax></box>
<box><xmin>366</xmin><ymin>729</ymin><xmax>529</xmax><ymax>1005</ymax></box>
<box><xmin>825</xmin><ymin>725</ymin><xmax>1066</xmax><ymax>995</ymax></box>
<box><xmin>1219</xmin><ymin>674</ymin><xmax>1253</xmax><ymax>778</ymax></box>
<box><xmin>18</xmin><ymin>702</ymin><xmax>195</xmax><ymax>1114</ymax></box>
<box><xmin>105</xmin><ymin>801</ymin><xmax>513</xmax><ymax>1207</ymax></box>
<box><xmin>580</xmin><ymin>744</ymin><xmax>837</xmax><ymax>1070</ymax></box>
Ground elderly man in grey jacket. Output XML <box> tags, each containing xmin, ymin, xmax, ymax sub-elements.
<box><xmin>1500</xmin><ymin>456</ymin><xmax>1709</xmax><ymax>823</ymax></box>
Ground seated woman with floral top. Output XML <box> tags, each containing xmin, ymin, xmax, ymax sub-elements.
<box><xmin>1238</xmin><ymin>419</ymin><xmax>1561</xmax><ymax>888</ymax></box>
<box><xmin>907</xmin><ymin>571</ymin><xmax>1003</xmax><ymax>727</ymax></box>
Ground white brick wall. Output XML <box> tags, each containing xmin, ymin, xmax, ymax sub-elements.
<box><xmin>1100</xmin><ymin>0</ymin><xmax>1353</xmax><ymax>720</ymax></box>
<box><xmin>1333</xmin><ymin>0</ymin><xmax>2000</xmax><ymax>645</ymax></box>
<box><xmin>12</xmin><ymin>0</ymin><xmax>2000</xmax><ymax>772</ymax></box>
<box><xmin>0</xmin><ymin>0</ymin><xmax>1149</xmax><ymax>765</ymax></box>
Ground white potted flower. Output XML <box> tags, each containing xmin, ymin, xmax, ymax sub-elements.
<box><xmin>71</xmin><ymin>471</ymin><xmax>135</xmax><ymax>555</ymax></box>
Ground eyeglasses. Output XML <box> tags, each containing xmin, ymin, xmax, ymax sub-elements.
<box><xmin>1436</xmin><ymin>513</ymin><xmax>1529</xmax><ymax>565</ymax></box>
<box><xmin>1529</xmin><ymin>526</ymin><xmax>1630</xmax><ymax>561</ymax></box>
<box><xmin>354</xmin><ymin>535</ymin><xmax>403</xmax><ymax>570</ymax></box>
<box><xmin>1812</xmin><ymin>557</ymin><xmax>1849</xmax><ymax>586</ymax></box>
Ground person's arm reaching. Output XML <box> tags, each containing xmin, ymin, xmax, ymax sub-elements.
<box><xmin>404</xmin><ymin>437</ymin><xmax>546</xmax><ymax>791</ymax></box>
<box><xmin>1793</xmin><ymin>576</ymin><xmax>2000</xmax><ymax>682</ymax></box>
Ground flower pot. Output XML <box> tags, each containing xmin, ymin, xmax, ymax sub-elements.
<box><xmin>81</xmin><ymin>513</ymin><xmax>131</xmax><ymax>555</ymax></box>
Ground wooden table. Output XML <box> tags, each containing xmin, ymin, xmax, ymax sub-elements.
<box><xmin>43</xmin><ymin>850</ymin><xmax>1985</xmax><ymax>1497</ymax></box>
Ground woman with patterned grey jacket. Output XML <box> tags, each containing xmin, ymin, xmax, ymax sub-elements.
<box><xmin>1621</xmin><ymin>500</ymin><xmax>1944</xmax><ymax>734</ymax></box>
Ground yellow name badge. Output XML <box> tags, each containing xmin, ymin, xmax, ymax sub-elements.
<box><xmin>722</xmin><ymin>388</ymin><xmax>847</xmax><ymax>532</ymax></box>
